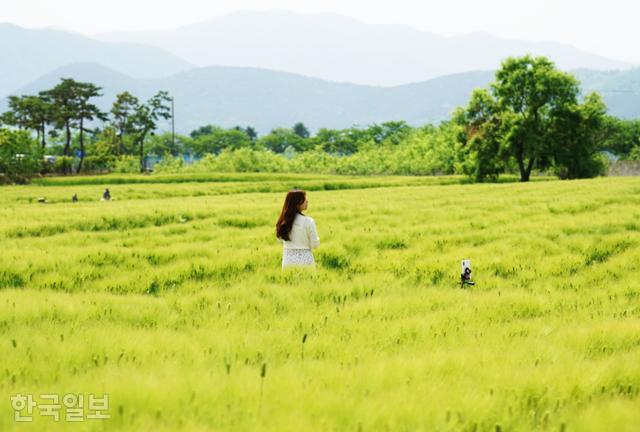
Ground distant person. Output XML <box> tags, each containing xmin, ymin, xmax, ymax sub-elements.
<box><xmin>101</xmin><ymin>188</ymin><xmax>111</xmax><ymax>201</ymax></box>
<box><xmin>72</xmin><ymin>194</ymin><xmax>78</xmax><ymax>202</ymax></box>
<box><xmin>276</xmin><ymin>190</ymin><xmax>320</xmax><ymax>269</ymax></box>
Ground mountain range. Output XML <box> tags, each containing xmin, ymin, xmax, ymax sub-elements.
<box><xmin>96</xmin><ymin>11</ymin><xmax>633</xmax><ymax>86</ymax></box>
<box><xmin>0</xmin><ymin>23</ymin><xmax>192</xmax><ymax>97</ymax></box>
<box><xmin>7</xmin><ymin>63</ymin><xmax>640</xmax><ymax>135</ymax></box>
<box><xmin>1</xmin><ymin>13</ymin><xmax>638</xmax><ymax>134</ymax></box>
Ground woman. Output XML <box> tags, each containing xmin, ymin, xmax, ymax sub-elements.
<box><xmin>276</xmin><ymin>190</ymin><xmax>320</xmax><ymax>269</ymax></box>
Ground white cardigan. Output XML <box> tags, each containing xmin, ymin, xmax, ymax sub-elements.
<box><xmin>281</xmin><ymin>213</ymin><xmax>320</xmax><ymax>250</ymax></box>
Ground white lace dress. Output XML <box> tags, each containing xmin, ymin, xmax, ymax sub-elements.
<box><xmin>282</xmin><ymin>249</ymin><xmax>316</xmax><ymax>268</ymax></box>
<box><xmin>281</xmin><ymin>214</ymin><xmax>320</xmax><ymax>269</ymax></box>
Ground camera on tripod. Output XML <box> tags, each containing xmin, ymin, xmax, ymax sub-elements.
<box><xmin>461</xmin><ymin>259</ymin><xmax>475</xmax><ymax>288</ymax></box>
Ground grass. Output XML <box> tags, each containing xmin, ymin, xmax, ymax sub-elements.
<box><xmin>0</xmin><ymin>173</ymin><xmax>638</xmax><ymax>431</ymax></box>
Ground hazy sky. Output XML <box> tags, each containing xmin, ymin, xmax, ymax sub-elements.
<box><xmin>1</xmin><ymin>0</ymin><xmax>638</xmax><ymax>63</ymax></box>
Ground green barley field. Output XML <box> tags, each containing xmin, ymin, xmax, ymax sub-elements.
<box><xmin>1</xmin><ymin>173</ymin><xmax>639</xmax><ymax>431</ymax></box>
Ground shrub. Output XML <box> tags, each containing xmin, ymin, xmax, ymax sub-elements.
<box><xmin>81</xmin><ymin>155</ymin><xmax>115</xmax><ymax>173</ymax></box>
<box><xmin>53</xmin><ymin>156</ymin><xmax>74</xmax><ymax>175</ymax></box>
<box><xmin>152</xmin><ymin>155</ymin><xmax>185</xmax><ymax>174</ymax></box>
<box><xmin>0</xmin><ymin>129</ymin><xmax>43</xmax><ymax>183</ymax></box>
<box><xmin>112</xmin><ymin>155</ymin><xmax>140</xmax><ymax>173</ymax></box>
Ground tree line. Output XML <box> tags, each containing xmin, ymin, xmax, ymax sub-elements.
<box><xmin>1</xmin><ymin>55</ymin><xmax>640</xmax><ymax>183</ymax></box>
<box><xmin>0</xmin><ymin>79</ymin><xmax>172</xmax><ymax>179</ymax></box>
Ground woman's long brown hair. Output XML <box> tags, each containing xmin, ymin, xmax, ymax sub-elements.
<box><xmin>276</xmin><ymin>190</ymin><xmax>306</xmax><ymax>241</ymax></box>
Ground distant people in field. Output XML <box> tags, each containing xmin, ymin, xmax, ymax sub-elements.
<box><xmin>101</xmin><ymin>188</ymin><xmax>111</xmax><ymax>201</ymax></box>
<box><xmin>276</xmin><ymin>189</ymin><xmax>320</xmax><ymax>269</ymax></box>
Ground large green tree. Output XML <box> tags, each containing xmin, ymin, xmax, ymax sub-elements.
<box><xmin>74</xmin><ymin>82</ymin><xmax>107</xmax><ymax>172</ymax></box>
<box><xmin>40</xmin><ymin>79</ymin><xmax>80</xmax><ymax>162</ymax></box>
<box><xmin>110</xmin><ymin>92</ymin><xmax>140</xmax><ymax>155</ymax></box>
<box><xmin>130</xmin><ymin>91</ymin><xmax>172</xmax><ymax>172</ymax></box>
<box><xmin>40</xmin><ymin>79</ymin><xmax>106</xmax><ymax>172</ymax></box>
<box><xmin>2</xmin><ymin>95</ymin><xmax>52</xmax><ymax>149</ymax></box>
<box><xmin>456</xmin><ymin>55</ymin><xmax>606</xmax><ymax>181</ymax></box>
<box><xmin>492</xmin><ymin>55</ymin><xmax>581</xmax><ymax>181</ymax></box>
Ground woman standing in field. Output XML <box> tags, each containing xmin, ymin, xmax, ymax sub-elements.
<box><xmin>276</xmin><ymin>190</ymin><xmax>320</xmax><ymax>269</ymax></box>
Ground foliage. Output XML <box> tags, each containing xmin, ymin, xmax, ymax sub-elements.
<box><xmin>88</xmin><ymin>127</ymin><xmax>120</xmax><ymax>160</ymax></box>
<box><xmin>492</xmin><ymin>56</ymin><xmax>582</xmax><ymax>181</ymax></box>
<box><xmin>292</xmin><ymin>122</ymin><xmax>310</xmax><ymax>138</ymax></box>
<box><xmin>39</xmin><ymin>79</ymin><xmax>80</xmax><ymax>159</ymax></box>
<box><xmin>52</xmin><ymin>156</ymin><xmax>74</xmax><ymax>175</ymax></box>
<box><xmin>259</xmin><ymin>128</ymin><xmax>309</xmax><ymax>153</ymax></box>
<box><xmin>551</xmin><ymin>93</ymin><xmax>610</xmax><ymax>179</ymax></box>
<box><xmin>311</xmin><ymin>127</ymin><xmax>367</xmax><ymax>155</ymax></box>
<box><xmin>112</xmin><ymin>155</ymin><xmax>141</xmax><ymax>173</ymax></box>
<box><xmin>367</xmin><ymin>120</ymin><xmax>412</xmax><ymax>144</ymax></box>
<box><xmin>73</xmin><ymin>81</ymin><xmax>107</xmax><ymax>173</ymax></box>
<box><xmin>0</xmin><ymin>129</ymin><xmax>42</xmax><ymax>183</ymax></box>
<box><xmin>152</xmin><ymin>155</ymin><xmax>185</xmax><ymax>174</ymax></box>
<box><xmin>455</xmin><ymin>55</ymin><xmax>609</xmax><ymax>182</ymax></box>
<box><xmin>195</xmin><ymin>148</ymin><xmax>289</xmax><ymax>173</ymax></box>
<box><xmin>0</xmin><ymin>57</ymin><xmax>632</xmax><ymax>182</ymax></box>
<box><xmin>80</xmin><ymin>155</ymin><xmax>113</xmax><ymax>173</ymax></box>
<box><xmin>626</xmin><ymin>146</ymin><xmax>640</xmax><ymax>161</ymax></box>
<box><xmin>191</xmin><ymin>127</ymin><xmax>253</xmax><ymax>156</ymax></box>
<box><xmin>452</xmin><ymin>90</ymin><xmax>505</xmax><ymax>182</ymax></box>
<box><xmin>179</xmin><ymin>125</ymin><xmax>457</xmax><ymax>176</ymax></box>
<box><xmin>146</xmin><ymin>132</ymin><xmax>190</xmax><ymax>157</ymax></box>
<box><xmin>1</xmin><ymin>95</ymin><xmax>51</xmax><ymax>148</ymax></box>
<box><xmin>130</xmin><ymin>91</ymin><xmax>173</xmax><ymax>172</ymax></box>
<box><xmin>110</xmin><ymin>91</ymin><xmax>140</xmax><ymax>155</ymax></box>
<box><xmin>600</xmin><ymin>117</ymin><xmax>640</xmax><ymax>157</ymax></box>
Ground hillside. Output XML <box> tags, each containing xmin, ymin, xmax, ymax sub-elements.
<box><xmin>574</xmin><ymin>68</ymin><xmax>640</xmax><ymax>119</ymax></box>
<box><xmin>5</xmin><ymin>64</ymin><xmax>639</xmax><ymax>135</ymax></box>
<box><xmin>7</xmin><ymin>63</ymin><xmax>495</xmax><ymax>133</ymax></box>
<box><xmin>0</xmin><ymin>23</ymin><xmax>193</xmax><ymax>97</ymax></box>
<box><xmin>97</xmin><ymin>11</ymin><xmax>632</xmax><ymax>86</ymax></box>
